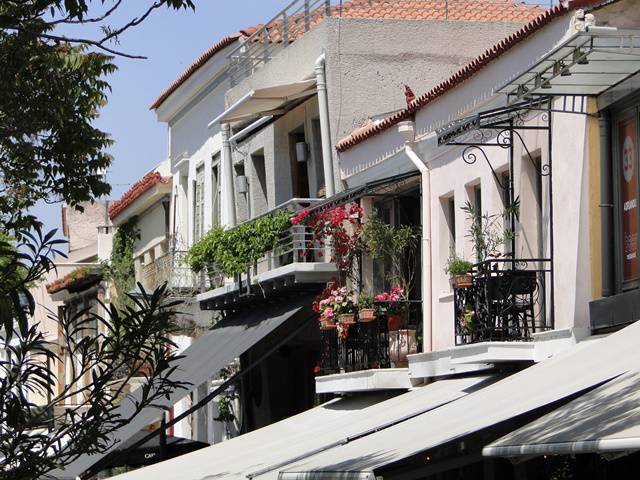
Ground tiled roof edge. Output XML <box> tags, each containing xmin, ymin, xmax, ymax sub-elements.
<box><xmin>336</xmin><ymin>0</ymin><xmax>609</xmax><ymax>152</ymax></box>
<box><xmin>108</xmin><ymin>171</ymin><xmax>171</xmax><ymax>221</ymax></box>
<box><xmin>149</xmin><ymin>31</ymin><xmax>249</xmax><ymax>110</ymax></box>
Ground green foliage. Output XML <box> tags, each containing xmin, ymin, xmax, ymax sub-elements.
<box><xmin>106</xmin><ymin>217</ymin><xmax>139</xmax><ymax>312</ymax></box>
<box><xmin>188</xmin><ymin>210</ymin><xmax>293</xmax><ymax>277</ymax></box>
<box><xmin>357</xmin><ymin>292</ymin><xmax>373</xmax><ymax>309</ymax></box>
<box><xmin>445</xmin><ymin>253</ymin><xmax>473</xmax><ymax>276</ymax></box>
<box><xmin>461</xmin><ymin>197</ymin><xmax>519</xmax><ymax>262</ymax></box>
<box><xmin>0</xmin><ymin>0</ymin><xmax>196</xmax><ymax>231</ymax></box>
<box><xmin>0</xmin><ymin>32</ymin><xmax>114</xmax><ymax>230</ymax></box>
<box><xmin>361</xmin><ymin>214</ymin><xmax>421</xmax><ymax>292</ymax></box>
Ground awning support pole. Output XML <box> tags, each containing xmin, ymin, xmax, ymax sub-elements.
<box><xmin>81</xmin><ymin>311</ymin><xmax>317</xmax><ymax>479</ymax></box>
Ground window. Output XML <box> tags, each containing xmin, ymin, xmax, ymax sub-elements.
<box><xmin>501</xmin><ymin>171</ymin><xmax>513</xmax><ymax>255</ymax></box>
<box><xmin>251</xmin><ymin>151</ymin><xmax>268</xmax><ymax>216</ymax></box>
<box><xmin>193</xmin><ymin>164</ymin><xmax>205</xmax><ymax>242</ymax></box>
<box><xmin>447</xmin><ymin>196</ymin><xmax>456</xmax><ymax>248</ymax></box>
<box><xmin>211</xmin><ymin>154</ymin><xmax>221</xmax><ymax>228</ymax></box>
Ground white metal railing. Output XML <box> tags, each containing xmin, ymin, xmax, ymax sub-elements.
<box><xmin>227</xmin><ymin>0</ymin><xmax>558</xmax><ymax>86</ymax></box>
<box><xmin>141</xmin><ymin>251</ymin><xmax>199</xmax><ymax>294</ymax></box>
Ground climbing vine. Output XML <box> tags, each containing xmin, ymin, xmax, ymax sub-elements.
<box><xmin>187</xmin><ymin>210</ymin><xmax>293</xmax><ymax>277</ymax></box>
<box><xmin>107</xmin><ymin>216</ymin><xmax>139</xmax><ymax>312</ymax></box>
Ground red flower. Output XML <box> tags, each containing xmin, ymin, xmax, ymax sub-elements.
<box><xmin>313</xmin><ymin>365</ymin><xmax>321</xmax><ymax>374</ymax></box>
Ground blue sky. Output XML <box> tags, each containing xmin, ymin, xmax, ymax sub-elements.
<box><xmin>32</xmin><ymin>1</ymin><xmax>284</xmax><ymax>233</ymax></box>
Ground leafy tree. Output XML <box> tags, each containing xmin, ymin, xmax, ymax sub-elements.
<box><xmin>0</xmin><ymin>230</ymin><xmax>189</xmax><ymax>480</ymax></box>
<box><xmin>0</xmin><ymin>1</ymin><xmax>196</xmax><ymax>478</ymax></box>
<box><xmin>0</xmin><ymin>0</ymin><xmax>194</xmax><ymax>230</ymax></box>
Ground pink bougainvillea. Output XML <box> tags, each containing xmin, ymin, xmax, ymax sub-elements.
<box><xmin>292</xmin><ymin>203</ymin><xmax>364</xmax><ymax>276</ymax></box>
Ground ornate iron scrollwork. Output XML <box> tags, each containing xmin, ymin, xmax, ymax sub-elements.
<box><xmin>462</xmin><ymin>145</ymin><xmax>508</xmax><ymax>190</ymax></box>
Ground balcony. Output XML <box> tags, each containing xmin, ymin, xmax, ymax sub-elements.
<box><xmin>197</xmin><ymin>199</ymin><xmax>338</xmax><ymax>309</ymax></box>
<box><xmin>141</xmin><ymin>251</ymin><xmax>199</xmax><ymax>295</ymax></box>
<box><xmin>453</xmin><ymin>258</ymin><xmax>553</xmax><ymax>346</ymax></box>
<box><xmin>316</xmin><ymin>302</ymin><xmax>422</xmax><ymax>393</ymax></box>
<box><xmin>227</xmin><ymin>0</ymin><xmax>334</xmax><ymax>86</ymax></box>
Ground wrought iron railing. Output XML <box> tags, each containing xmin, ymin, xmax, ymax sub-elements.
<box><xmin>226</xmin><ymin>0</ymin><xmax>556</xmax><ymax>86</ymax></box>
<box><xmin>453</xmin><ymin>258</ymin><xmax>552</xmax><ymax>345</ymax></box>
<box><xmin>319</xmin><ymin>301</ymin><xmax>422</xmax><ymax>375</ymax></box>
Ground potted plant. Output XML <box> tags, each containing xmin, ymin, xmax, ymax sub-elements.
<box><xmin>445</xmin><ymin>253</ymin><xmax>473</xmax><ymax>289</ymax></box>
<box><xmin>313</xmin><ymin>283</ymin><xmax>356</xmax><ymax>328</ymax></box>
<box><xmin>357</xmin><ymin>293</ymin><xmax>376</xmax><ymax>323</ymax></box>
<box><xmin>374</xmin><ymin>287</ymin><xmax>406</xmax><ymax>331</ymax></box>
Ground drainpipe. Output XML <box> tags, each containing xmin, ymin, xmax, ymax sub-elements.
<box><xmin>315</xmin><ymin>53</ymin><xmax>335</xmax><ymax>197</ymax></box>
<box><xmin>221</xmin><ymin>123</ymin><xmax>236</xmax><ymax>228</ymax></box>
<box><xmin>398</xmin><ymin>120</ymin><xmax>433</xmax><ymax>353</ymax></box>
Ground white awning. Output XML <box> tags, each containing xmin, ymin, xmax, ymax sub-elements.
<box><xmin>483</xmin><ymin>368</ymin><xmax>640</xmax><ymax>458</ymax></box>
<box><xmin>51</xmin><ymin>297</ymin><xmax>313</xmax><ymax>479</ymax></box>
<box><xmin>106</xmin><ymin>375</ymin><xmax>493</xmax><ymax>480</ymax></box>
<box><xmin>210</xmin><ymin>79</ymin><xmax>317</xmax><ymax>125</ymax></box>
<box><xmin>277</xmin><ymin>324</ymin><xmax>640</xmax><ymax>479</ymax></box>
<box><xmin>499</xmin><ymin>27</ymin><xmax>640</xmax><ymax>103</ymax></box>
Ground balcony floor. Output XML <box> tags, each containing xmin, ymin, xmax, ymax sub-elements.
<box><xmin>197</xmin><ymin>262</ymin><xmax>338</xmax><ymax>310</ymax></box>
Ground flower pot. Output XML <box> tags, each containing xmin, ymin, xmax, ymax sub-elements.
<box><xmin>338</xmin><ymin>313</ymin><xmax>356</xmax><ymax>325</ymax></box>
<box><xmin>319</xmin><ymin>318</ymin><xmax>336</xmax><ymax>329</ymax></box>
<box><xmin>358</xmin><ymin>308</ymin><xmax>376</xmax><ymax>323</ymax></box>
<box><xmin>387</xmin><ymin>313</ymin><xmax>402</xmax><ymax>331</ymax></box>
<box><xmin>389</xmin><ymin>329</ymin><xmax>417</xmax><ymax>367</ymax></box>
<box><xmin>451</xmin><ymin>274</ymin><xmax>473</xmax><ymax>289</ymax></box>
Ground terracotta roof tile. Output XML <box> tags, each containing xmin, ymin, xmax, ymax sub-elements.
<box><xmin>150</xmin><ymin>33</ymin><xmax>245</xmax><ymax>110</ymax></box>
<box><xmin>153</xmin><ymin>0</ymin><xmax>544</xmax><ymax>110</ymax></box>
<box><xmin>108</xmin><ymin>171</ymin><xmax>171</xmax><ymax>221</ymax></box>
<box><xmin>336</xmin><ymin>0</ymin><xmax>609</xmax><ymax>152</ymax></box>
<box><xmin>46</xmin><ymin>267</ymin><xmax>103</xmax><ymax>295</ymax></box>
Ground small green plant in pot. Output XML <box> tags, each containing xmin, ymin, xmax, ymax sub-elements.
<box><xmin>357</xmin><ymin>292</ymin><xmax>376</xmax><ymax>323</ymax></box>
<box><xmin>445</xmin><ymin>253</ymin><xmax>473</xmax><ymax>289</ymax></box>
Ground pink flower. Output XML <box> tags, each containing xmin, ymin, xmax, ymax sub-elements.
<box><xmin>324</xmin><ymin>308</ymin><xmax>334</xmax><ymax>318</ymax></box>
<box><xmin>334</xmin><ymin>295</ymin><xmax>344</xmax><ymax>303</ymax></box>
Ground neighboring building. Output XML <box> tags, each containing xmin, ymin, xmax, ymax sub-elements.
<box><xmin>30</xmin><ymin>201</ymin><xmax>112</xmax><ymax>411</ymax></box>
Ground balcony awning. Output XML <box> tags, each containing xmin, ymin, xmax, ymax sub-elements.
<box><xmin>499</xmin><ymin>27</ymin><xmax>640</xmax><ymax>104</ymax></box>
<box><xmin>98</xmin><ymin>375</ymin><xmax>494</xmax><ymax>480</ymax></box>
<box><xmin>277</xmin><ymin>323</ymin><xmax>640</xmax><ymax>479</ymax></box>
<box><xmin>51</xmin><ymin>296</ymin><xmax>314</xmax><ymax>480</ymax></box>
<box><xmin>483</xmin><ymin>369</ymin><xmax>640</xmax><ymax>458</ymax></box>
<box><xmin>210</xmin><ymin>79</ymin><xmax>317</xmax><ymax>125</ymax></box>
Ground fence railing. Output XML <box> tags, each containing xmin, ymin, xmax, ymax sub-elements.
<box><xmin>227</xmin><ymin>0</ymin><xmax>332</xmax><ymax>86</ymax></box>
<box><xmin>201</xmin><ymin>198</ymin><xmax>326</xmax><ymax>293</ymax></box>
<box><xmin>227</xmin><ymin>0</ymin><xmax>558</xmax><ymax>86</ymax></box>
<box><xmin>319</xmin><ymin>301</ymin><xmax>422</xmax><ymax>375</ymax></box>
<box><xmin>453</xmin><ymin>258</ymin><xmax>552</xmax><ymax>345</ymax></box>
<box><xmin>141</xmin><ymin>250</ymin><xmax>199</xmax><ymax>294</ymax></box>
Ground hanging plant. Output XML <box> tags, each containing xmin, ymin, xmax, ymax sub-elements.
<box><xmin>292</xmin><ymin>203</ymin><xmax>364</xmax><ymax>279</ymax></box>
<box><xmin>187</xmin><ymin>209</ymin><xmax>293</xmax><ymax>277</ymax></box>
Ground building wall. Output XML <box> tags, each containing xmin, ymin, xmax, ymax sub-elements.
<box><xmin>63</xmin><ymin>201</ymin><xmax>110</xmax><ymax>262</ymax></box>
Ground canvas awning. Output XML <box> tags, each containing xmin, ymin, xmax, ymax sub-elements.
<box><xmin>210</xmin><ymin>79</ymin><xmax>317</xmax><ymax>125</ymax></box>
<box><xmin>51</xmin><ymin>296</ymin><xmax>314</xmax><ymax>479</ymax></box>
<box><xmin>276</xmin><ymin>324</ymin><xmax>640</xmax><ymax>479</ymax></box>
<box><xmin>499</xmin><ymin>27</ymin><xmax>640</xmax><ymax>104</ymax></box>
<box><xmin>104</xmin><ymin>374</ymin><xmax>494</xmax><ymax>480</ymax></box>
<box><xmin>483</xmin><ymin>368</ymin><xmax>640</xmax><ymax>458</ymax></box>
